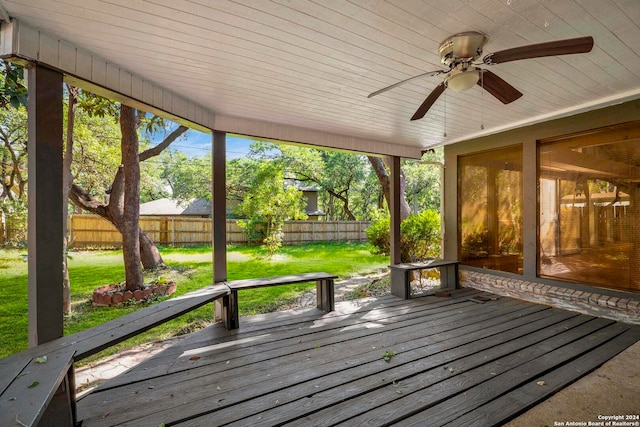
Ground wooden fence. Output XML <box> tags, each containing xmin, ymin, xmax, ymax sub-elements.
<box><xmin>65</xmin><ymin>214</ymin><xmax>370</xmax><ymax>248</ymax></box>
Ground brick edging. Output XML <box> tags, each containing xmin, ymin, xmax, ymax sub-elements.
<box><xmin>460</xmin><ymin>269</ymin><xmax>640</xmax><ymax>325</ymax></box>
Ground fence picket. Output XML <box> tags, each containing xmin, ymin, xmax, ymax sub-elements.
<box><xmin>46</xmin><ymin>215</ymin><xmax>369</xmax><ymax>248</ymax></box>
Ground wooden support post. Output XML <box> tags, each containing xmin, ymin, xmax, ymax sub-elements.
<box><xmin>212</xmin><ymin>131</ymin><xmax>227</xmax><ymax>281</ymax></box>
<box><xmin>390</xmin><ymin>156</ymin><xmax>402</xmax><ymax>265</ymax></box>
<box><xmin>212</xmin><ymin>131</ymin><xmax>227</xmax><ymax>321</ymax></box>
<box><xmin>27</xmin><ymin>65</ymin><xmax>64</xmax><ymax>346</ymax></box>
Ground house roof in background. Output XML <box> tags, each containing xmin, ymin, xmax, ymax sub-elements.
<box><xmin>139</xmin><ymin>198</ymin><xmax>211</xmax><ymax>216</ymax></box>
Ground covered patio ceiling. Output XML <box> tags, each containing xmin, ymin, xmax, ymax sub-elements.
<box><xmin>1</xmin><ymin>0</ymin><xmax>640</xmax><ymax>158</ymax></box>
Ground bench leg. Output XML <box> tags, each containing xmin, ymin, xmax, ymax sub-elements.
<box><xmin>39</xmin><ymin>368</ymin><xmax>74</xmax><ymax>426</ymax></box>
<box><xmin>440</xmin><ymin>264</ymin><xmax>460</xmax><ymax>289</ymax></box>
<box><xmin>390</xmin><ymin>268</ymin><xmax>411</xmax><ymax>299</ymax></box>
<box><xmin>316</xmin><ymin>279</ymin><xmax>334</xmax><ymax>312</ymax></box>
<box><xmin>222</xmin><ymin>290</ymin><xmax>239</xmax><ymax>330</ymax></box>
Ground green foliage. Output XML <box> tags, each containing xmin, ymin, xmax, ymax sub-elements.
<box><xmin>231</xmin><ymin>157</ymin><xmax>308</xmax><ymax>256</ymax></box>
<box><xmin>0</xmin><ymin>67</ymin><xmax>28</xmax><ymax>241</ymax></box>
<box><xmin>403</xmin><ymin>150</ymin><xmax>443</xmax><ymax>213</ymax></box>
<box><xmin>160</xmin><ymin>151</ymin><xmax>212</xmax><ymax>202</ymax></box>
<box><xmin>279</xmin><ymin>145</ymin><xmax>370</xmax><ymax>220</ymax></box>
<box><xmin>382</xmin><ymin>349</ymin><xmax>396</xmax><ymax>362</ymax></box>
<box><xmin>401</xmin><ymin>210</ymin><xmax>441</xmax><ymax>261</ymax></box>
<box><xmin>68</xmin><ymin>93</ymin><xmax>170</xmax><ymax>202</ymax></box>
<box><xmin>67</xmin><ymin>100</ymin><xmax>122</xmax><ymax>196</ymax></box>
<box><xmin>246</xmin><ymin>142</ymin><xmax>443</xmax><ymax>221</ymax></box>
<box><xmin>0</xmin><ymin>99</ymin><xmax>28</xmax><ymax>198</ymax></box>
<box><xmin>226</xmin><ymin>157</ymin><xmax>254</xmax><ymax>207</ymax></box>
<box><xmin>365</xmin><ymin>216</ymin><xmax>391</xmax><ymax>255</ymax></box>
<box><xmin>366</xmin><ymin>210</ymin><xmax>441</xmax><ymax>261</ymax></box>
<box><xmin>236</xmin><ymin>217</ymin><xmax>265</xmax><ymax>245</ymax></box>
<box><xmin>0</xmin><ymin>61</ymin><xmax>27</xmax><ymax>109</ymax></box>
<box><xmin>248</xmin><ymin>141</ymin><xmax>380</xmax><ymax>221</ymax></box>
<box><xmin>0</xmin><ymin>198</ymin><xmax>27</xmax><ymax>246</ymax></box>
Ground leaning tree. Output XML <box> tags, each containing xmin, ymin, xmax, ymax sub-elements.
<box><xmin>67</xmin><ymin>92</ymin><xmax>188</xmax><ymax>290</ymax></box>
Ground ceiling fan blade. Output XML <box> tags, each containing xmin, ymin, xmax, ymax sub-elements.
<box><xmin>484</xmin><ymin>36</ymin><xmax>594</xmax><ymax>65</ymax></box>
<box><xmin>478</xmin><ymin>70</ymin><xmax>523</xmax><ymax>104</ymax></box>
<box><xmin>368</xmin><ymin>70</ymin><xmax>445</xmax><ymax>98</ymax></box>
<box><xmin>411</xmin><ymin>83</ymin><xmax>446</xmax><ymax>121</ymax></box>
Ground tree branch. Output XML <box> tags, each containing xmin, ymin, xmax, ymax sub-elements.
<box><xmin>139</xmin><ymin>125</ymin><xmax>188</xmax><ymax>161</ymax></box>
<box><xmin>69</xmin><ymin>183</ymin><xmax>110</xmax><ymax>218</ymax></box>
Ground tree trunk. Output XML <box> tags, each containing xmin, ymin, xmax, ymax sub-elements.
<box><xmin>140</xmin><ymin>230</ymin><xmax>165</xmax><ymax>269</ymax></box>
<box><xmin>68</xmin><ymin>123</ymin><xmax>187</xmax><ymax>272</ymax></box>
<box><xmin>69</xmin><ymin>183</ymin><xmax>163</xmax><ymax>267</ymax></box>
<box><xmin>120</xmin><ymin>105</ymin><xmax>143</xmax><ymax>291</ymax></box>
<box><xmin>61</xmin><ymin>85</ymin><xmax>78</xmax><ymax>314</ymax></box>
<box><xmin>327</xmin><ymin>189</ymin><xmax>356</xmax><ymax>220</ymax></box>
<box><xmin>368</xmin><ymin>156</ymin><xmax>411</xmax><ymax>220</ymax></box>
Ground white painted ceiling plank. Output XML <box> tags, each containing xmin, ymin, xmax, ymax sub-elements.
<box><xmin>2</xmin><ymin>0</ymin><xmax>638</xmax><ymax>154</ymax></box>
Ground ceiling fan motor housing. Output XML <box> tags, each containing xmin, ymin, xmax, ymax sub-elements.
<box><xmin>439</xmin><ymin>31</ymin><xmax>487</xmax><ymax>68</ymax></box>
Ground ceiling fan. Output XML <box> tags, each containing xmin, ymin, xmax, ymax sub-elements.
<box><xmin>368</xmin><ymin>32</ymin><xmax>594</xmax><ymax>121</ymax></box>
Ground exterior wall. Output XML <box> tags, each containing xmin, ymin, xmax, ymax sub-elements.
<box><xmin>444</xmin><ymin>99</ymin><xmax>640</xmax><ymax>308</ymax></box>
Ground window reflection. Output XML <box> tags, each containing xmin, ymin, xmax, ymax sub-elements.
<box><xmin>538</xmin><ymin>121</ymin><xmax>640</xmax><ymax>293</ymax></box>
<box><xmin>458</xmin><ymin>145</ymin><xmax>523</xmax><ymax>274</ymax></box>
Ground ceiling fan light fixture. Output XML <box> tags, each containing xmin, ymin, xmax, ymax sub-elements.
<box><xmin>446</xmin><ymin>69</ymin><xmax>479</xmax><ymax>92</ymax></box>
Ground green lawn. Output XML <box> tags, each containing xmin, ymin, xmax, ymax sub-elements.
<box><xmin>0</xmin><ymin>242</ymin><xmax>388</xmax><ymax>359</ymax></box>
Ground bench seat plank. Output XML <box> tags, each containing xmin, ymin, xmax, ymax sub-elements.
<box><xmin>0</xmin><ymin>357</ymin><xmax>31</xmax><ymax>396</ymax></box>
<box><xmin>224</xmin><ymin>273</ymin><xmax>338</xmax><ymax>329</ymax></box>
<box><xmin>4</xmin><ymin>284</ymin><xmax>229</xmax><ymax>363</ymax></box>
<box><xmin>0</xmin><ymin>348</ymin><xmax>76</xmax><ymax>427</ymax></box>
<box><xmin>226</xmin><ymin>272</ymin><xmax>338</xmax><ymax>290</ymax></box>
<box><xmin>390</xmin><ymin>259</ymin><xmax>460</xmax><ymax>271</ymax></box>
<box><xmin>72</xmin><ymin>283</ymin><xmax>230</xmax><ymax>360</ymax></box>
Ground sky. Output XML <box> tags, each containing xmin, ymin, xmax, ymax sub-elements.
<box><xmin>150</xmin><ymin>127</ymin><xmax>254</xmax><ymax>159</ymax></box>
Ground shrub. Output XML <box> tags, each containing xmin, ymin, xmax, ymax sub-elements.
<box><xmin>365</xmin><ymin>216</ymin><xmax>391</xmax><ymax>255</ymax></box>
<box><xmin>366</xmin><ymin>210</ymin><xmax>441</xmax><ymax>262</ymax></box>
<box><xmin>0</xmin><ymin>198</ymin><xmax>28</xmax><ymax>247</ymax></box>
<box><xmin>401</xmin><ymin>210</ymin><xmax>441</xmax><ymax>262</ymax></box>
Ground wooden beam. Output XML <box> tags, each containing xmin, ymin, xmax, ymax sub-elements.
<box><xmin>27</xmin><ymin>64</ymin><xmax>64</xmax><ymax>346</ymax></box>
<box><xmin>390</xmin><ymin>156</ymin><xmax>402</xmax><ymax>265</ymax></box>
<box><xmin>212</xmin><ymin>131</ymin><xmax>227</xmax><ymax>282</ymax></box>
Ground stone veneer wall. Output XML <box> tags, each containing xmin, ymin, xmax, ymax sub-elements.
<box><xmin>461</xmin><ymin>269</ymin><xmax>640</xmax><ymax>326</ymax></box>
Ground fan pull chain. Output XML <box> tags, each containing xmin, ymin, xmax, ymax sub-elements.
<box><xmin>443</xmin><ymin>89</ymin><xmax>447</xmax><ymax>138</ymax></box>
<box><xmin>480</xmin><ymin>71</ymin><xmax>485</xmax><ymax>130</ymax></box>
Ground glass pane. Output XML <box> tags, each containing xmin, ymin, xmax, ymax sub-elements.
<box><xmin>459</xmin><ymin>145</ymin><xmax>523</xmax><ymax>274</ymax></box>
<box><xmin>538</xmin><ymin>121</ymin><xmax>640</xmax><ymax>294</ymax></box>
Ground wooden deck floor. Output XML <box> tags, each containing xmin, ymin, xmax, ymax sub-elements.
<box><xmin>76</xmin><ymin>288</ymin><xmax>640</xmax><ymax>426</ymax></box>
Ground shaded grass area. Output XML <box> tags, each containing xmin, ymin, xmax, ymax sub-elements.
<box><xmin>0</xmin><ymin>242</ymin><xmax>388</xmax><ymax>359</ymax></box>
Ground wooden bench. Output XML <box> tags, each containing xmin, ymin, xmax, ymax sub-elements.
<box><xmin>0</xmin><ymin>283</ymin><xmax>229</xmax><ymax>427</ymax></box>
<box><xmin>222</xmin><ymin>272</ymin><xmax>338</xmax><ymax>329</ymax></box>
<box><xmin>389</xmin><ymin>259</ymin><xmax>460</xmax><ymax>299</ymax></box>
